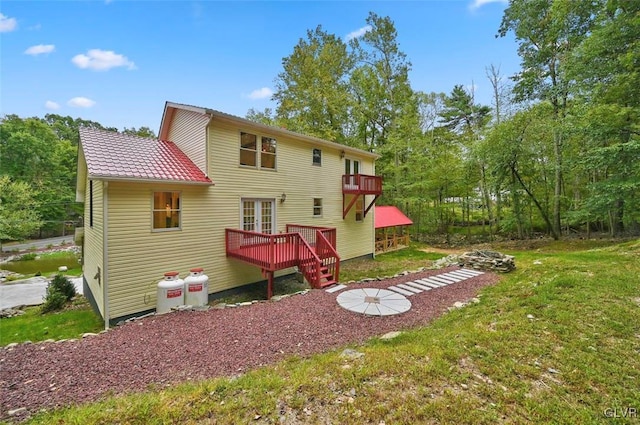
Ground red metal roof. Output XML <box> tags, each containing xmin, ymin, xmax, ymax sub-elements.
<box><xmin>79</xmin><ymin>127</ymin><xmax>212</xmax><ymax>184</ymax></box>
<box><xmin>375</xmin><ymin>206</ymin><xmax>413</xmax><ymax>229</ymax></box>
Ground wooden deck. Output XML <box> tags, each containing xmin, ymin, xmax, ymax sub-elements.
<box><xmin>225</xmin><ymin>225</ymin><xmax>340</xmax><ymax>298</ymax></box>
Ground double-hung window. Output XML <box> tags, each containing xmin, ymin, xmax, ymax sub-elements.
<box><xmin>240</xmin><ymin>132</ymin><xmax>277</xmax><ymax>169</ymax></box>
<box><xmin>313</xmin><ymin>198</ymin><xmax>323</xmax><ymax>217</ymax></box>
<box><xmin>153</xmin><ymin>191</ymin><xmax>181</xmax><ymax>230</ymax></box>
<box><xmin>312</xmin><ymin>148</ymin><xmax>321</xmax><ymax>166</ymax></box>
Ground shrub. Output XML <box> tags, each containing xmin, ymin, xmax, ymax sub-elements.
<box><xmin>19</xmin><ymin>253</ymin><xmax>37</xmax><ymax>261</ymax></box>
<box><xmin>41</xmin><ymin>287</ymin><xmax>67</xmax><ymax>313</ymax></box>
<box><xmin>50</xmin><ymin>274</ymin><xmax>76</xmax><ymax>301</ymax></box>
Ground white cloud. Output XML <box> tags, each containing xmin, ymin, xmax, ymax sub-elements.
<box><xmin>248</xmin><ymin>87</ymin><xmax>273</xmax><ymax>100</ymax></box>
<box><xmin>345</xmin><ymin>25</ymin><xmax>372</xmax><ymax>41</ymax></box>
<box><xmin>24</xmin><ymin>44</ymin><xmax>55</xmax><ymax>56</ymax></box>
<box><xmin>45</xmin><ymin>100</ymin><xmax>60</xmax><ymax>110</ymax></box>
<box><xmin>469</xmin><ymin>0</ymin><xmax>508</xmax><ymax>11</ymax></box>
<box><xmin>67</xmin><ymin>97</ymin><xmax>96</xmax><ymax>108</ymax></box>
<box><xmin>0</xmin><ymin>13</ymin><xmax>18</xmax><ymax>32</ymax></box>
<box><xmin>71</xmin><ymin>49</ymin><xmax>136</xmax><ymax>71</ymax></box>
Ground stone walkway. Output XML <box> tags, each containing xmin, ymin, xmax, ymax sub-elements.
<box><xmin>333</xmin><ymin>268</ymin><xmax>485</xmax><ymax>316</ymax></box>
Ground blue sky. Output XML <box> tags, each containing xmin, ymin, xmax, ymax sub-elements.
<box><xmin>1</xmin><ymin>0</ymin><xmax>518</xmax><ymax>133</ymax></box>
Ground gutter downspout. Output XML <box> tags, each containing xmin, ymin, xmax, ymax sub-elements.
<box><xmin>204</xmin><ymin>109</ymin><xmax>215</xmax><ymax>178</ymax></box>
<box><xmin>103</xmin><ymin>181</ymin><xmax>110</xmax><ymax>330</ymax></box>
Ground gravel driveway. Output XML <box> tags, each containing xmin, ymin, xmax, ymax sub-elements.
<box><xmin>0</xmin><ymin>266</ymin><xmax>498</xmax><ymax>422</ymax></box>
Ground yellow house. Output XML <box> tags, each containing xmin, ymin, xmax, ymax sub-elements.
<box><xmin>76</xmin><ymin>101</ymin><xmax>382</xmax><ymax>326</ymax></box>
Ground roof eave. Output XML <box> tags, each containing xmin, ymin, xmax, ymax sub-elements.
<box><xmin>87</xmin><ymin>174</ymin><xmax>214</xmax><ymax>186</ymax></box>
<box><xmin>210</xmin><ymin>111</ymin><xmax>380</xmax><ymax>160</ymax></box>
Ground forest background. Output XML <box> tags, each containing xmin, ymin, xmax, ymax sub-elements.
<box><xmin>1</xmin><ymin>0</ymin><xmax>638</xmax><ymax>245</ymax></box>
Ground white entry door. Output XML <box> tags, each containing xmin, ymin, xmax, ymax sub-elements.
<box><xmin>241</xmin><ymin>199</ymin><xmax>274</xmax><ymax>234</ymax></box>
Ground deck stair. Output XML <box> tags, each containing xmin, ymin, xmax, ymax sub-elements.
<box><xmin>226</xmin><ymin>224</ymin><xmax>340</xmax><ymax>298</ymax></box>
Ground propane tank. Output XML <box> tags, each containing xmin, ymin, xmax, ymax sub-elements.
<box><xmin>184</xmin><ymin>267</ymin><xmax>209</xmax><ymax>307</ymax></box>
<box><xmin>156</xmin><ymin>271</ymin><xmax>184</xmax><ymax>314</ymax></box>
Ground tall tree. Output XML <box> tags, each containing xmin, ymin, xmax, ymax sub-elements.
<box><xmin>349</xmin><ymin>12</ymin><xmax>416</xmax><ymax>151</ymax></box>
<box><xmin>0</xmin><ymin>176</ymin><xmax>43</xmax><ymax>246</ymax></box>
<box><xmin>498</xmin><ymin>0</ymin><xmax>597</xmax><ymax>238</ymax></box>
<box><xmin>273</xmin><ymin>25</ymin><xmax>355</xmax><ymax>143</ymax></box>
<box><xmin>567</xmin><ymin>0</ymin><xmax>640</xmax><ymax>235</ymax></box>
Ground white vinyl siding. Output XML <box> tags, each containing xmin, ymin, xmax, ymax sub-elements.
<box><xmin>167</xmin><ymin>108</ymin><xmax>209</xmax><ymax>174</ymax></box>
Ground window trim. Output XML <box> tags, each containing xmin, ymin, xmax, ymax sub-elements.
<box><xmin>312</xmin><ymin>148</ymin><xmax>322</xmax><ymax>166</ymax></box>
<box><xmin>89</xmin><ymin>180</ymin><xmax>94</xmax><ymax>227</ymax></box>
<box><xmin>240</xmin><ymin>132</ymin><xmax>258</xmax><ymax>168</ymax></box>
<box><xmin>355</xmin><ymin>197</ymin><xmax>364</xmax><ymax>222</ymax></box>
<box><xmin>239</xmin><ymin>131</ymin><xmax>277</xmax><ymax>170</ymax></box>
<box><xmin>313</xmin><ymin>198</ymin><xmax>323</xmax><ymax>218</ymax></box>
<box><xmin>152</xmin><ymin>191</ymin><xmax>182</xmax><ymax>232</ymax></box>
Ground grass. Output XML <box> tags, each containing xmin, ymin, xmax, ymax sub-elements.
<box><xmin>339</xmin><ymin>242</ymin><xmax>447</xmax><ymax>282</ymax></box>
<box><xmin>17</xmin><ymin>238</ymin><xmax>640</xmax><ymax>423</ymax></box>
<box><xmin>0</xmin><ymin>298</ymin><xmax>104</xmax><ymax>346</ymax></box>
<box><xmin>1</xmin><ymin>250</ymin><xmax>81</xmax><ymax>278</ymax></box>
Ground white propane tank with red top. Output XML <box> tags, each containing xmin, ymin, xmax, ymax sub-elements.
<box><xmin>157</xmin><ymin>271</ymin><xmax>184</xmax><ymax>314</ymax></box>
<box><xmin>184</xmin><ymin>267</ymin><xmax>209</xmax><ymax>307</ymax></box>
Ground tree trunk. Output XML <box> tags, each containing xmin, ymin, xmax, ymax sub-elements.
<box><xmin>512</xmin><ymin>165</ymin><xmax>559</xmax><ymax>240</ymax></box>
<box><xmin>553</xmin><ymin>129</ymin><xmax>563</xmax><ymax>238</ymax></box>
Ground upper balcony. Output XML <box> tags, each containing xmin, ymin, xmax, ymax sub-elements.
<box><xmin>342</xmin><ymin>174</ymin><xmax>383</xmax><ymax>196</ymax></box>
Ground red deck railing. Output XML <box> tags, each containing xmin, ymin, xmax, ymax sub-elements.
<box><xmin>342</xmin><ymin>174</ymin><xmax>383</xmax><ymax>195</ymax></box>
<box><xmin>225</xmin><ymin>225</ymin><xmax>340</xmax><ymax>290</ymax></box>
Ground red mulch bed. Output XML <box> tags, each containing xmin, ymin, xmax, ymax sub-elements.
<box><xmin>0</xmin><ymin>266</ymin><xmax>499</xmax><ymax>421</ymax></box>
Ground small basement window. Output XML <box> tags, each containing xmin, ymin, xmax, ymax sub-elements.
<box><xmin>313</xmin><ymin>198</ymin><xmax>323</xmax><ymax>217</ymax></box>
<box><xmin>312</xmin><ymin>148</ymin><xmax>321</xmax><ymax>166</ymax></box>
<box><xmin>153</xmin><ymin>191</ymin><xmax>181</xmax><ymax>230</ymax></box>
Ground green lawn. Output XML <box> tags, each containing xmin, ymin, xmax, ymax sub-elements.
<box><xmin>0</xmin><ymin>298</ymin><xmax>103</xmax><ymax>346</ymax></box>
<box><xmin>23</xmin><ymin>238</ymin><xmax>640</xmax><ymax>424</ymax></box>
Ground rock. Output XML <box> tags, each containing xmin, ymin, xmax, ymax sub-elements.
<box><xmin>341</xmin><ymin>348</ymin><xmax>364</xmax><ymax>359</ymax></box>
<box><xmin>432</xmin><ymin>255</ymin><xmax>461</xmax><ymax>269</ymax></box>
<box><xmin>58</xmin><ymin>266</ymin><xmax>68</xmax><ymax>272</ymax></box>
<box><xmin>7</xmin><ymin>407</ymin><xmax>26</xmax><ymax>416</ymax></box>
<box><xmin>82</xmin><ymin>332</ymin><xmax>98</xmax><ymax>338</ymax></box>
<box><xmin>0</xmin><ymin>308</ymin><xmax>25</xmax><ymax>318</ymax></box>
<box><xmin>527</xmin><ymin>314</ymin><xmax>535</xmax><ymax>320</ymax></box>
<box><xmin>380</xmin><ymin>331</ymin><xmax>402</xmax><ymax>340</ymax></box>
<box><xmin>458</xmin><ymin>250</ymin><xmax>515</xmax><ymax>273</ymax></box>
<box><xmin>239</xmin><ymin>302</ymin><xmax>253</xmax><ymax>307</ymax></box>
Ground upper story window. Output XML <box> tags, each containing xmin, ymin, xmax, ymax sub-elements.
<box><xmin>153</xmin><ymin>191</ymin><xmax>181</xmax><ymax>231</ymax></box>
<box><xmin>261</xmin><ymin>137</ymin><xmax>277</xmax><ymax>169</ymax></box>
<box><xmin>240</xmin><ymin>132</ymin><xmax>277</xmax><ymax>169</ymax></box>
<box><xmin>312</xmin><ymin>148</ymin><xmax>321</xmax><ymax>166</ymax></box>
<box><xmin>240</xmin><ymin>132</ymin><xmax>257</xmax><ymax>167</ymax></box>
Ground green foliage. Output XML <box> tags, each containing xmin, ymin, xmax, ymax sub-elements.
<box><xmin>40</xmin><ymin>287</ymin><xmax>67</xmax><ymax>314</ymax></box>
<box><xmin>273</xmin><ymin>25</ymin><xmax>355</xmax><ymax>144</ymax></box>
<box><xmin>24</xmin><ymin>239</ymin><xmax>640</xmax><ymax>424</ymax></box>
<box><xmin>50</xmin><ymin>273</ymin><xmax>77</xmax><ymax>301</ymax></box>
<box><xmin>18</xmin><ymin>252</ymin><xmax>37</xmax><ymax>261</ymax></box>
<box><xmin>0</xmin><ymin>176</ymin><xmax>43</xmax><ymax>242</ymax></box>
<box><xmin>0</xmin><ymin>299</ymin><xmax>103</xmax><ymax>345</ymax></box>
<box><xmin>40</xmin><ymin>274</ymin><xmax>76</xmax><ymax>314</ymax></box>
